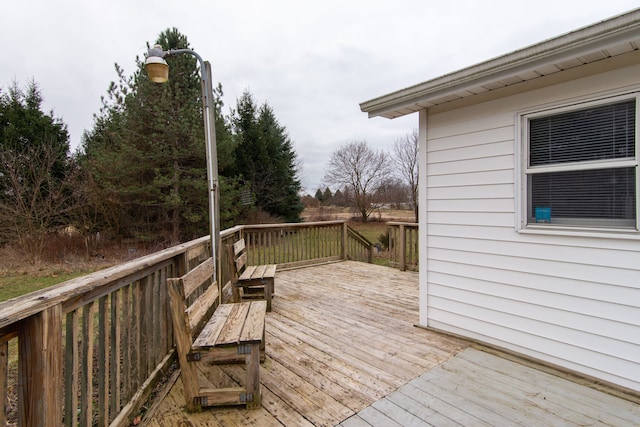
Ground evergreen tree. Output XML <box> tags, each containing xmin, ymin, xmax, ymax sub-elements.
<box><xmin>81</xmin><ymin>28</ymin><xmax>237</xmax><ymax>244</ymax></box>
<box><xmin>80</xmin><ymin>31</ymin><xmax>302</xmax><ymax>245</ymax></box>
<box><xmin>322</xmin><ymin>187</ymin><xmax>333</xmax><ymax>203</ymax></box>
<box><xmin>232</xmin><ymin>91</ymin><xmax>303</xmax><ymax>222</ymax></box>
<box><xmin>315</xmin><ymin>188</ymin><xmax>324</xmax><ymax>202</ymax></box>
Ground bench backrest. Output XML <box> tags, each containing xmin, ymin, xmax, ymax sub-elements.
<box><xmin>167</xmin><ymin>257</ymin><xmax>219</xmax><ymax>337</ymax></box>
<box><xmin>228</xmin><ymin>238</ymin><xmax>248</xmax><ymax>283</ymax></box>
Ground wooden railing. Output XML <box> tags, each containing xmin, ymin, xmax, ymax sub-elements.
<box><xmin>346</xmin><ymin>226</ymin><xmax>373</xmax><ymax>264</ymax></box>
<box><xmin>387</xmin><ymin>222</ymin><xmax>419</xmax><ymax>271</ymax></box>
<box><xmin>240</xmin><ymin>220</ymin><xmax>372</xmax><ymax>268</ymax></box>
<box><xmin>0</xmin><ymin>220</ymin><xmax>371</xmax><ymax>426</ymax></box>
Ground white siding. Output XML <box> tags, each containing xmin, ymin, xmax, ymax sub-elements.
<box><xmin>422</xmin><ymin>63</ymin><xmax>640</xmax><ymax>392</ymax></box>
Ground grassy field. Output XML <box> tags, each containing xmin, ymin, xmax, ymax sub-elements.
<box><xmin>349</xmin><ymin>220</ymin><xmax>387</xmax><ymax>244</ymax></box>
<box><xmin>0</xmin><ymin>272</ymin><xmax>79</xmax><ymax>301</ymax></box>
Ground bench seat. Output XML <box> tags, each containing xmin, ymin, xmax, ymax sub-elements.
<box><xmin>228</xmin><ymin>239</ymin><xmax>276</xmax><ymax>311</ymax></box>
<box><xmin>168</xmin><ymin>257</ymin><xmax>266</xmax><ymax>411</ymax></box>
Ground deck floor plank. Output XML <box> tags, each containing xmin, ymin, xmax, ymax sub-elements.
<box><xmin>384</xmin><ymin>389</ymin><xmax>463</xmax><ymax>427</ymax></box>
<box><xmin>370</xmin><ymin>398</ymin><xmax>433</xmax><ymax>426</ymax></box>
<box><xmin>395</xmin><ymin>382</ymin><xmax>494</xmax><ymax>427</ymax></box>
<box><xmin>336</xmin><ymin>416</ymin><xmax>372</xmax><ymax>427</ymax></box>
<box><xmin>143</xmin><ymin>261</ymin><xmax>640</xmax><ymax>426</ymax></box>
<box><xmin>266</xmin><ymin>318</ymin><xmax>394</xmax><ymax>401</ymax></box>
<box><xmin>355</xmin><ymin>406</ymin><xmax>404</xmax><ymax>427</ymax></box>
<box><xmin>266</xmin><ymin>330</ymin><xmax>372</xmax><ymax>411</ymax></box>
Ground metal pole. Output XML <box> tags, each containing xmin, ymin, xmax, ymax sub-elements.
<box><xmin>203</xmin><ymin>61</ymin><xmax>221</xmax><ymax>304</ymax></box>
<box><xmin>164</xmin><ymin>49</ymin><xmax>220</xmax><ymax>302</ymax></box>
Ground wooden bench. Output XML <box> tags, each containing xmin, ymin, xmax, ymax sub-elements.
<box><xmin>167</xmin><ymin>257</ymin><xmax>266</xmax><ymax>411</ymax></box>
<box><xmin>228</xmin><ymin>238</ymin><xmax>276</xmax><ymax>312</ymax></box>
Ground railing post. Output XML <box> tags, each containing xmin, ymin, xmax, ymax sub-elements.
<box><xmin>18</xmin><ymin>305</ymin><xmax>63</xmax><ymax>427</ymax></box>
<box><xmin>175</xmin><ymin>252</ymin><xmax>188</xmax><ymax>277</ymax></box>
<box><xmin>399</xmin><ymin>223</ymin><xmax>407</xmax><ymax>271</ymax></box>
<box><xmin>341</xmin><ymin>221</ymin><xmax>348</xmax><ymax>260</ymax></box>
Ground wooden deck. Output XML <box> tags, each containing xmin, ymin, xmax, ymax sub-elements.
<box><xmin>143</xmin><ymin>261</ymin><xmax>640</xmax><ymax>426</ymax></box>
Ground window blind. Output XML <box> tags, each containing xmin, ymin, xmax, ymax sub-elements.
<box><xmin>530</xmin><ymin>100</ymin><xmax>635</xmax><ymax>167</ymax></box>
<box><xmin>530</xmin><ymin>168</ymin><xmax>635</xmax><ymax>221</ymax></box>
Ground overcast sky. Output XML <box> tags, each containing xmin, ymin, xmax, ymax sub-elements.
<box><xmin>2</xmin><ymin>1</ymin><xmax>639</xmax><ymax>193</ymax></box>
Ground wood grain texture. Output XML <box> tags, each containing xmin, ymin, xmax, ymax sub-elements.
<box><xmin>18</xmin><ymin>305</ymin><xmax>63</xmax><ymax>427</ymax></box>
<box><xmin>182</xmin><ymin>257</ymin><xmax>214</xmax><ymax>299</ymax></box>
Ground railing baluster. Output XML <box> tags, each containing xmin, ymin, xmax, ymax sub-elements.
<box><xmin>152</xmin><ymin>271</ymin><xmax>161</xmax><ymax>367</ymax></box>
<box><xmin>0</xmin><ymin>341</ymin><xmax>7</xmax><ymax>427</ymax></box>
<box><xmin>81</xmin><ymin>302</ymin><xmax>95</xmax><ymax>427</ymax></box>
<box><xmin>131</xmin><ymin>280</ymin><xmax>142</xmax><ymax>393</ymax></box>
<box><xmin>142</xmin><ymin>276</ymin><xmax>153</xmax><ymax>378</ymax></box>
<box><xmin>121</xmin><ymin>284</ymin><xmax>131</xmax><ymax>410</ymax></box>
<box><xmin>98</xmin><ymin>295</ymin><xmax>110</xmax><ymax>427</ymax></box>
<box><xmin>110</xmin><ymin>289</ymin><xmax>121</xmax><ymax>422</ymax></box>
<box><xmin>64</xmin><ymin>309</ymin><xmax>80</xmax><ymax>426</ymax></box>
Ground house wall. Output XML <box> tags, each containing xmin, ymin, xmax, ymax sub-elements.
<box><xmin>421</xmin><ymin>62</ymin><xmax>640</xmax><ymax>392</ymax></box>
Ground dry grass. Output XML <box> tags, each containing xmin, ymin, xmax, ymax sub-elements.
<box><xmin>303</xmin><ymin>206</ymin><xmax>415</xmax><ymax>223</ymax></box>
<box><xmin>0</xmin><ymin>233</ymin><xmax>164</xmax><ymax>303</ymax></box>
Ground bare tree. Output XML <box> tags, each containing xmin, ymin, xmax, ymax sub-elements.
<box><xmin>324</xmin><ymin>141</ymin><xmax>390</xmax><ymax>222</ymax></box>
<box><xmin>376</xmin><ymin>177</ymin><xmax>410</xmax><ymax>208</ymax></box>
<box><xmin>392</xmin><ymin>129</ymin><xmax>419</xmax><ymax>222</ymax></box>
<box><xmin>0</xmin><ymin>143</ymin><xmax>74</xmax><ymax>264</ymax></box>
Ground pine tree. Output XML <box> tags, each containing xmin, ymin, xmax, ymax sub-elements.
<box><xmin>80</xmin><ymin>28</ymin><xmax>237</xmax><ymax>244</ymax></box>
<box><xmin>232</xmin><ymin>91</ymin><xmax>303</xmax><ymax>222</ymax></box>
<box><xmin>322</xmin><ymin>187</ymin><xmax>333</xmax><ymax>203</ymax></box>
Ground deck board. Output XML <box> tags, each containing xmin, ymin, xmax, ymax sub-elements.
<box><xmin>144</xmin><ymin>261</ymin><xmax>640</xmax><ymax>426</ymax></box>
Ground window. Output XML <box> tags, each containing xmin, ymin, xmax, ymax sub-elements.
<box><xmin>522</xmin><ymin>96</ymin><xmax>638</xmax><ymax>231</ymax></box>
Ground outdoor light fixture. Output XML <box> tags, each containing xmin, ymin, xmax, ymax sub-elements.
<box><xmin>144</xmin><ymin>45</ymin><xmax>169</xmax><ymax>82</ymax></box>
<box><xmin>145</xmin><ymin>43</ymin><xmax>221</xmax><ymax>302</ymax></box>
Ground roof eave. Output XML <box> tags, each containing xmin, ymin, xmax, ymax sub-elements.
<box><xmin>360</xmin><ymin>8</ymin><xmax>640</xmax><ymax>119</ymax></box>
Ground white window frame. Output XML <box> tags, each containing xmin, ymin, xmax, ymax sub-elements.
<box><xmin>517</xmin><ymin>93</ymin><xmax>640</xmax><ymax>235</ymax></box>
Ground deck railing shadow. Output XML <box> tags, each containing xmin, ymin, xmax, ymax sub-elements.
<box><xmin>0</xmin><ymin>220</ymin><xmax>375</xmax><ymax>426</ymax></box>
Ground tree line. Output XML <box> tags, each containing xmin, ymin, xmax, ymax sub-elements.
<box><xmin>0</xmin><ymin>28</ymin><xmax>302</xmax><ymax>264</ymax></box>
<box><xmin>311</xmin><ymin>130</ymin><xmax>419</xmax><ymax>223</ymax></box>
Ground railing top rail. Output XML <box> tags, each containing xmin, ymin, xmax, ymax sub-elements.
<box><xmin>386</xmin><ymin>221</ymin><xmax>419</xmax><ymax>227</ymax></box>
<box><xmin>241</xmin><ymin>220</ymin><xmax>346</xmax><ymax>229</ymax></box>
<box><xmin>347</xmin><ymin>226</ymin><xmax>372</xmax><ymax>247</ymax></box>
<box><xmin>0</xmin><ymin>236</ymin><xmax>210</xmax><ymax>330</ymax></box>
<box><xmin>221</xmin><ymin>225</ymin><xmax>244</xmax><ymax>238</ymax></box>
